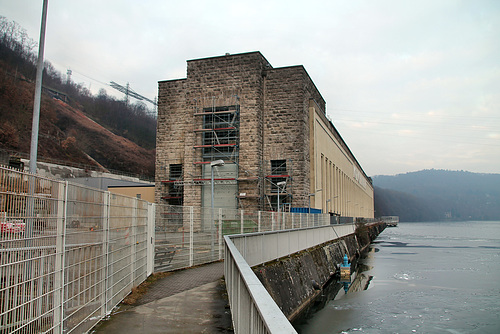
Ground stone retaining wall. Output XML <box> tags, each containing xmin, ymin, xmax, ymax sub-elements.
<box><xmin>253</xmin><ymin>222</ymin><xmax>386</xmax><ymax>321</ymax></box>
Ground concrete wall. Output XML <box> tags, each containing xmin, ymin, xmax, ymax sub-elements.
<box><xmin>252</xmin><ymin>223</ymin><xmax>386</xmax><ymax>321</ymax></box>
<box><xmin>108</xmin><ymin>185</ymin><xmax>155</xmax><ymax>202</ymax></box>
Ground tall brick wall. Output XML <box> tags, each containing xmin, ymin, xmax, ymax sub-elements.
<box><xmin>263</xmin><ymin>66</ymin><xmax>314</xmax><ymax>207</ymax></box>
<box><xmin>155</xmin><ymin>78</ymin><xmax>187</xmax><ymax>204</ymax></box>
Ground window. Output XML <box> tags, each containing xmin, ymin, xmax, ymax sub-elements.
<box><xmin>169</xmin><ymin>164</ymin><xmax>182</xmax><ymax>180</ymax></box>
<box><xmin>202</xmin><ymin>105</ymin><xmax>239</xmax><ymax>161</ymax></box>
<box><xmin>167</xmin><ymin>164</ymin><xmax>183</xmax><ymax>205</ymax></box>
<box><xmin>271</xmin><ymin>160</ymin><xmax>287</xmax><ymax>175</ymax></box>
<box><xmin>270</xmin><ymin>160</ymin><xmax>287</xmax><ymax>193</ymax></box>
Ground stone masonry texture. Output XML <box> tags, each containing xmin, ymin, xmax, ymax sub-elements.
<box><xmin>156</xmin><ymin>52</ymin><xmax>334</xmax><ymax>211</ymax></box>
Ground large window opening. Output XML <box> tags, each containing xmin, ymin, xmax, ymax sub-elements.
<box><xmin>202</xmin><ymin>105</ymin><xmax>239</xmax><ymax>162</ymax></box>
<box><xmin>166</xmin><ymin>163</ymin><xmax>183</xmax><ymax>206</ymax></box>
<box><xmin>270</xmin><ymin>160</ymin><xmax>287</xmax><ymax>193</ymax></box>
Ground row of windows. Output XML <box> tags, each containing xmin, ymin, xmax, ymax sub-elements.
<box><xmin>319</xmin><ymin>154</ymin><xmax>372</xmax><ymax>217</ymax></box>
<box><xmin>163</xmin><ymin>160</ymin><xmax>289</xmax><ymax>205</ymax></box>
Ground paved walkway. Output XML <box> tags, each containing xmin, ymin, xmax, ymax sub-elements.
<box><xmin>92</xmin><ymin>261</ymin><xmax>233</xmax><ymax>333</ymax></box>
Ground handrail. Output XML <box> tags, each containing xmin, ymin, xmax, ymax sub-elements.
<box><xmin>224</xmin><ymin>224</ymin><xmax>356</xmax><ymax>333</ymax></box>
<box><xmin>224</xmin><ymin>235</ymin><xmax>297</xmax><ymax>333</ymax></box>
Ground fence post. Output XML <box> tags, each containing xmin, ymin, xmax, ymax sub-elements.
<box><xmin>53</xmin><ymin>181</ymin><xmax>68</xmax><ymax>334</ymax></box>
<box><xmin>218</xmin><ymin>208</ymin><xmax>223</xmax><ymax>260</ymax></box>
<box><xmin>147</xmin><ymin>203</ymin><xmax>155</xmax><ymax>276</ymax></box>
<box><xmin>130</xmin><ymin>198</ymin><xmax>137</xmax><ymax>288</ymax></box>
<box><xmin>189</xmin><ymin>206</ymin><xmax>194</xmax><ymax>267</ymax></box>
<box><xmin>240</xmin><ymin>210</ymin><xmax>244</xmax><ymax>234</ymax></box>
<box><xmin>101</xmin><ymin>191</ymin><xmax>110</xmax><ymax>317</ymax></box>
<box><xmin>258</xmin><ymin>211</ymin><xmax>261</xmax><ymax>232</ymax></box>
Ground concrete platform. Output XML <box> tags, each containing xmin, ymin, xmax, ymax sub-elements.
<box><xmin>91</xmin><ymin>261</ymin><xmax>233</xmax><ymax>333</ymax></box>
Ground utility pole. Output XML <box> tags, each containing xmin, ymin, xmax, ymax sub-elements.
<box><xmin>29</xmin><ymin>0</ymin><xmax>49</xmax><ymax>174</ymax></box>
<box><xmin>109</xmin><ymin>81</ymin><xmax>157</xmax><ymax>114</ymax></box>
<box><xmin>66</xmin><ymin>68</ymin><xmax>72</xmax><ymax>85</ymax></box>
<box><xmin>125</xmin><ymin>82</ymin><xmax>130</xmax><ymax>105</ymax></box>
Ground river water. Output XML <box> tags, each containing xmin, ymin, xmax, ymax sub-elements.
<box><xmin>296</xmin><ymin>221</ymin><xmax>500</xmax><ymax>334</ymax></box>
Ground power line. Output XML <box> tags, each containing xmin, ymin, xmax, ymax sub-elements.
<box><xmin>70</xmin><ymin>69</ymin><xmax>109</xmax><ymax>87</ymax></box>
<box><xmin>332</xmin><ymin>117</ymin><xmax>499</xmax><ymax>132</ymax></box>
<box><xmin>335</xmin><ymin>124</ymin><xmax>500</xmax><ymax>148</ymax></box>
<box><xmin>329</xmin><ymin>108</ymin><xmax>500</xmax><ymax>121</ymax></box>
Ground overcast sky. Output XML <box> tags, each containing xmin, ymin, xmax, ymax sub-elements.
<box><xmin>1</xmin><ymin>0</ymin><xmax>499</xmax><ymax>176</ymax></box>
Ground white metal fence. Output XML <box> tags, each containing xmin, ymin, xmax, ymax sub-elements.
<box><xmin>1</xmin><ymin>165</ymin><xmax>354</xmax><ymax>333</ymax></box>
<box><xmin>0</xmin><ymin>167</ymin><xmax>154</xmax><ymax>334</ymax></box>
<box><xmin>153</xmin><ymin>206</ymin><xmax>333</xmax><ymax>272</ymax></box>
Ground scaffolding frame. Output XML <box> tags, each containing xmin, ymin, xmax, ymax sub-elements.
<box><xmin>159</xmin><ymin>95</ymin><xmax>296</xmax><ymax>212</ymax></box>
<box><xmin>264</xmin><ymin>159</ymin><xmax>293</xmax><ymax>212</ymax></box>
<box><xmin>193</xmin><ymin>96</ymin><xmax>240</xmax><ymax>164</ymax></box>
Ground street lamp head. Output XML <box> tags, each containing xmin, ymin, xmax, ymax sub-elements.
<box><xmin>277</xmin><ymin>181</ymin><xmax>287</xmax><ymax>187</ymax></box>
<box><xmin>210</xmin><ymin>159</ymin><xmax>225</xmax><ymax>167</ymax></box>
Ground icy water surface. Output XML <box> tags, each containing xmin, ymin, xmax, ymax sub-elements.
<box><xmin>296</xmin><ymin>221</ymin><xmax>500</xmax><ymax>334</ymax></box>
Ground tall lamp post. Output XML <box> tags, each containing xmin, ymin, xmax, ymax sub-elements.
<box><xmin>210</xmin><ymin>159</ymin><xmax>224</xmax><ymax>256</ymax></box>
<box><xmin>330</xmin><ymin>195</ymin><xmax>339</xmax><ymax>223</ymax></box>
<box><xmin>331</xmin><ymin>195</ymin><xmax>338</xmax><ymax>214</ymax></box>
<box><xmin>308</xmin><ymin>189</ymin><xmax>322</xmax><ymax>227</ymax></box>
<box><xmin>277</xmin><ymin>181</ymin><xmax>287</xmax><ymax>228</ymax></box>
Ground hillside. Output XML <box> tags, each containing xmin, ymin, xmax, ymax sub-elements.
<box><xmin>373</xmin><ymin>170</ymin><xmax>500</xmax><ymax>221</ymax></box>
<box><xmin>0</xmin><ymin>68</ymin><xmax>156</xmax><ymax>176</ymax></box>
<box><xmin>0</xmin><ymin>17</ymin><xmax>156</xmax><ymax>177</ymax></box>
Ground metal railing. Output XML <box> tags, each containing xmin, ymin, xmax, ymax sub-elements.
<box><xmin>1</xmin><ymin>165</ymin><xmax>363</xmax><ymax>333</ymax></box>
<box><xmin>0</xmin><ymin>166</ymin><xmax>154</xmax><ymax>334</ymax></box>
<box><xmin>230</xmin><ymin>224</ymin><xmax>356</xmax><ymax>267</ymax></box>
<box><xmin>224</xmin><ymin>224</ymin><xmax>356</xmax><ymax>334</ymax></box>
<box><xmin>224</xmin><ymin>235</ymin><xmax>297</xmax><ymax>334</ymax></box>
<box><xmin>153</xmin><ymin>206</ymin><xmax>334</xmax><ymax>272</ymax></box>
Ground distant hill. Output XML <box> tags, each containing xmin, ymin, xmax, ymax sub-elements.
<box><xmin>373</xmin><ymin>170</ymin><xmax>500</xmax><ymax>221</ymax></box>
<box><xmin>0</xmin><ymin>17</ymin><xmax>156</xmax><ymax>177</ymax></box>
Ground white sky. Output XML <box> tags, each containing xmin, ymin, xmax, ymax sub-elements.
<box><xmin>1</xmin><ymin>0</ymin><xmax>499</xmax><ymax>176</ymax></box>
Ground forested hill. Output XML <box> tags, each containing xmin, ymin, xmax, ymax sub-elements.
<box><xmin>0</xmin><ymin>17</ymin><xmax>156</xmax><ymax>178</ymax></box>
<box><xmin>373</xmin><ymin>170</ymin><xmax>500</xmax><ymax>222</ymax></box>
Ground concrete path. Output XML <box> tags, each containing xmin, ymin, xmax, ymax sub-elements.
<box><xmin>92</xmin><ymin>261</ymin><xmax>233</xmax><ymax>333</ymax></box>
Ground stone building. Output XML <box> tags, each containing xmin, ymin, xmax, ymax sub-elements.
<box><xmin>156</xmin><ymin>51</ymin><xmax>373</xmax><ymax>218</ymax></box>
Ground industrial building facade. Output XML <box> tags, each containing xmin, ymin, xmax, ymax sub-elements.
<box><xmin>155</xmin><ymin>52</ymin><xmax>373</xmax><ymax>218</ymax></box>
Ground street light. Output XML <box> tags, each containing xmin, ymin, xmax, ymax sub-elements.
<box><xmin>277</xmin><ymin>181</ymin><xmax>287</xmax><ymax>228</ymax></box>
<box><xmin>331</xmin><ymin>195</ymin><xmax>338</xmax><ymax>214</ymax></box>
<box><xmin>210</xmin><ymin>159</ymin><xmax>224</xmax><ymax>256</ymax></box>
